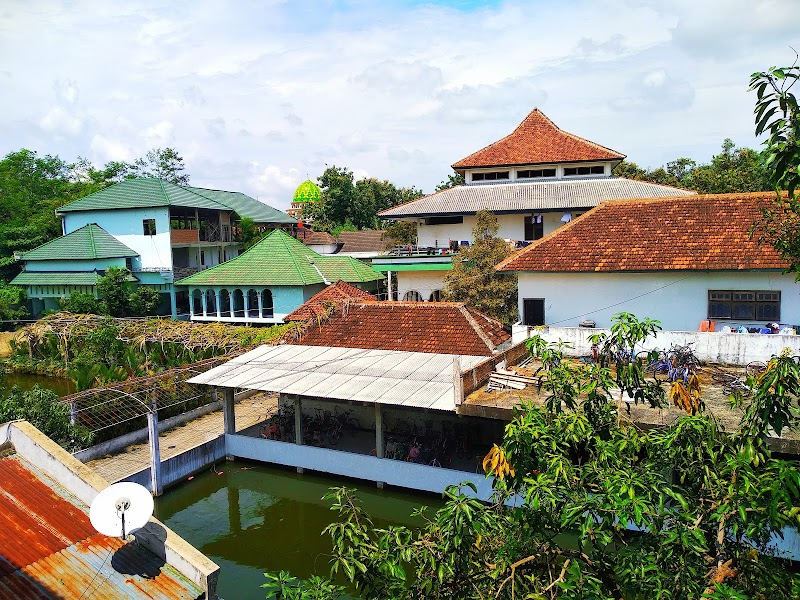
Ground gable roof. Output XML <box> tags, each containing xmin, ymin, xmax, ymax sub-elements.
<box><xmin>21</xmin><ymin>223</ymin><xmax>138</xmax><ymax>261</ymax></box>
<box><xmin>175</xmin><ymin>229</ymin><xmax>383</xmax><ymax>287</ymax></box>
<box><xmin>285</xmin><ymin>280</ymin><xmax>376</xmax><ymax>321</ymax></box>
<box><xmin>186</xmin><ymin>186</ymin><xmax>296</xmax><ymax>224</ymax></box>
<box><xmin>57</xmin><ymin>178</ymin><xmax>232</xmax><ymax>213</ymax></box>
<box><xmin>378</xmin><ymin>178</ymin><xmax>695</xmax><ymax>218</ymax></box>
<box><xmin>294</xmin><ymin>301</ymin><xmax>510</xmax><ymax>356</ymax></box>
<box><xmin>337</xmin><ymin>230</ymin><xmax>387</xmax><ymax>254</ymax></box>
<box><xmin>496</xmin><ymin>191</ymin><xmax>790</xmax><ymax>273</ymax></box>
<box><xmin>452</xmin><ymin>109</ymin><xmax>625</xmax><ymax>170</ymax></box>
<box><xmin>296</xmin><ymin>230</ymin><xmax>340</xmax><ymax>246</ymax></box>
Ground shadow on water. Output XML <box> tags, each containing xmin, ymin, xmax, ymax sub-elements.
<box><xmin>155</xmin><ymin>460</ymin><xmax>445</xmax><ymax>600</ymax></box>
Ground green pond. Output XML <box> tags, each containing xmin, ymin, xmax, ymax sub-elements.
<box><xmin>154</xmin><ymin>461</ymin><xmax>444</xmax><ymax>600</ymax></box>
<box><xmin>0</xmin><ymin>370</ymin><xmax>75</xmax><ymax>397</ymax></box>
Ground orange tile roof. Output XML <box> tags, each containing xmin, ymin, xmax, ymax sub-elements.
<box><xmin>284</xmin><ymin>280</ymin><xmax>376</xmax><ymax>321</ymax></box>
<box><xmin>293</xmin><ymin>301</ymin><xmax>510</xmax><ymax>356</ymax></box>
<box><xmin>496</xmin><ymin>191</ymin><xmax>790</xmax><ymax>273</ymax></box>
<box><xmin>452</xmin><ymin>108</ymin><xmax>624</xmax><ymax>170</ymax></box>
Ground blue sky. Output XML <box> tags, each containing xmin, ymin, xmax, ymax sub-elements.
<box><xmin>1</xmin><ymin>0</ymin><xmax>798</xmax><ymax>210</ymax></box>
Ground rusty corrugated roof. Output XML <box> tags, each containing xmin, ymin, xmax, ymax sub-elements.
<box><xmin>0</xmin><ymin>456</ymin><xmax>204</xmax><ymax>600</ymax></box>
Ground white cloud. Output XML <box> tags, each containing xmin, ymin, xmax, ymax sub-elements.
<box><xmin>0</xmin><ymin>0</ymin><xmax>797</xmax><ymax>197</ymax></box>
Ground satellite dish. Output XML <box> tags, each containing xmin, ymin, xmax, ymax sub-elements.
<box><xmin>90</xmin><ymin>482</ymin><xmax>154</xmax><ymax>539</ymax></box>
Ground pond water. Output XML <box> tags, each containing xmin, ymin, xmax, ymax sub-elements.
<box><xmin>154</xmin><ymin>461</ymin><xmax>443</xmax><ymax>600</ymax></box>
<box><xmin>0</xmin><ymin>370</ymin><xmax>75</xmax><ymax>397</ymax></box>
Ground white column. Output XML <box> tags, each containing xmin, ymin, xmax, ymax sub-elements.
<box><xmin>228</xmin><ymin>289</ymin><xmax>235</xmax><ymax>317</ymax></box>
<box><xmin>257</xmin><ymin>291</ymin><xmax>264</xmax><ymax>319</ymax></box>
<box><xmin>387</xmin><ymin>271</ymin><xmax>393</xmax><ymax>301</ymax></box>
<box><xmin>189</xmin><ymin>289</ymin><xmax>195</xmax><ymax>318</ymax></box>
<box><xmin>243</xmin><ymin>290</ymin><xmax>250</xmax><ymax>319</ymax></box>
<box><xmin>201</xmin><ymin>290</ymin><xmax>208</xmax><ymax>317</ymax></box>
<box><xmin>215</xmin><ymin>290</ymin><xmax>222</xmax><ymax>318</ymax></box>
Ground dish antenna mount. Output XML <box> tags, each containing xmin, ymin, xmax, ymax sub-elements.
<box><xmin>89</xmin><ymin>482</ymin><xmax>154</xmax><ymax>539</ymax></box>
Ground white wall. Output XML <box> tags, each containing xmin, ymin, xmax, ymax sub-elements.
<box><xmin>416</xmin><ymin>212</ymin><xmax>568</xmax><ymax>247</ymax></box>
<box><xmin>63</xmin><ymin>208</ymin><xmax>173</xmax><ymax>271</ymax></box>
<box><xmin>396</xmin><ymin>270</ymin><xmax>447</xmax><ymax>301</ymax></box>
<box><xmin>26</xmin><ymin>257</ymin><xmax>128</xmax><ymax>272</ymax></box>
<box><xmin>517</xmin><ymin>271</ymin><xmax>800</xmax><ymax>331</ymax></box>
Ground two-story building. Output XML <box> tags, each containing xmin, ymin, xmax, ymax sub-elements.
<box><xmin>13</xmin><ymin>178</ymin><xmax>295</xmax><ymax>317</ymax></box>
<box><xmin>376</xmin><ymin>108</ymin><xmax>695</xmax><ymax>302</ymax></box>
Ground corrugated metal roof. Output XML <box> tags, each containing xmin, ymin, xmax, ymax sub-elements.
<box><xmin>377</xmin><ymin>177</ymin><xmax>696</xmax><ymax>218</ymax></box>
<box><xmin>188</xmin><ymin>344</ymin><xmax>485</xmax><ymax>411</ymax></box>
<box><xmin>0</xmin><ymin>456</ymin><xmax>204</xmax><ymax>599</ymax></box>
<box><xmin>21</xmin><ymin>224</ymin><xmax>139</xmax><ymax>261</ymax></box>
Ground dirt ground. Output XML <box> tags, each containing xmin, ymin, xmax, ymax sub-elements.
<box><xmin>0</xmin><ymin>332</ymin><xmax>15</xmax><ymax>357</ymax></box>
<box><xmin>461</xmin><ymin>359</ymin><xmax>800</xmax><ymax>453</ymax></box>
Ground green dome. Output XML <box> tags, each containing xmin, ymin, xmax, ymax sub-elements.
<box><xmin>293</xmin><ymin>180</ymin><xmax>322</xmax><ymax>203</ymax></box>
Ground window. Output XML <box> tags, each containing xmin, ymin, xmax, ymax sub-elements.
<box><xmin>563</xmin><ymin>165</ymin><xmax>605</xmax><ymax>177</ymax></box>
<box><xmin>524</xmin><ymin>215</ymin><xmax>544</xmax><ymax>241</ymax></box>
<box><xmin>425</xmin><ymin>215</ymin><xmax>464</xmax><ymax>225</ymax></box>
<box><xmin>472</xmin><ymin>171</ymin><xmax>510</xmax><ymax>181</ymax></box>
<box><xmin>429</xmin><ymin>290</ymin><xmax>443</xmax><ymax>302</ymax></box>
<box><xmin>518</xmin><ymin>168</ymin><xmax>556</xmax><ymax>179</ymax></box>
<box><xmin>522</xmin><ymin>298</ymin><xmax>545</xmax><ymax>326</ymax></box>
<box><xmin>143</xmin><ymin>219</ymin><xmax>157</xmax><ymax>236</ymax></box>
<box><xmin>403</xmin><ymin>290</ymin><xmax>423</xmax><ymax>301</ymax></box>
<box><xmin>708</xmin><ymin>290</ymin><xmax>780</xmax><ymax>321</ymax></box>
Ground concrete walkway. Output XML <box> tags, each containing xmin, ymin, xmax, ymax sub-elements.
<box><xmin>86</xmin><ymin>393</ymin><xmax>277</xmax><ymax>483</ymax></box>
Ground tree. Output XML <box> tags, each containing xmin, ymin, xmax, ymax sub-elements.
<box><xmin>442</xmin><ymin>210</ymin><xmax>517</xmax><ymax>324</ymax></box>
<box><xmin>263</xmin><ymin>314</ymin><xmax>800</xmax><ymax>599</ymax></box>
<box><xmin>750</xmin><ymin>58</ymin><xmax>800</xmax><ymax>276</ymax></box>
<box><xmin>382</xmin><ymin>221</ymin><xmax>417</xmax><ymax>248</ymax></box>
<box><xmin>0</xmin><ymin>386</ymin><xmax>92</xmax><ymax>450</ymax></box>
<box><xmin>131</xmin><ymin>147</ymin><xmax>190</xmax><ymax>185</ymax></box>
<box><xmin>0</xmin><ymin>283</ymin><xmax>28</xmax><ymax>329</ymax></box>
<box><xmin>435</xmin><ymin>171</ymin><xmax>465</xmax><ymax>191</ymax></box>
<box><xmin>58</xmin><ymin>291</ymin><xmax>102</xmax><ymax>315</ymax></box>
<box><xmin>94</xmin><ymin>268</ymin><xmax>162</xmax><ymax>317</ymax></box>
<box><xmin>305</xmin><ymin>166</ymin><xmax>424</xmax><ymax>232</ymax></box>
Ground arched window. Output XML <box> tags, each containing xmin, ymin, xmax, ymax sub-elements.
<box><xmin>192</xmin><ymin>289</ymin><xmax>203</xmax><ymax>315</ymax></box>
<box><xmin>428</xmin><ymin>290</ymin><xmax>443</xmax><ymax>302</ymax></box>
<box><xmin>403</xmin><ymin>290</ymin><xmax>423</xmax><ymax>302</ymax></box>
<box><xmin>231</xmin><ymin>289</ymin><xmax>244</xmax><ymax>318</ymax></box>
<box><xmin>247</xmin><ymin>289</ymin><xmax>259</xmax><ymax>317</ymax></box>
<box><xmin>205</xmin><ymin>289</ymin><xmax>217</xmax><ymax>314</ymax></box>
<box><xmin>219</xmin><ymin>289</ymin><xmax>231</xmax><ymax>317</ymax></box>
<box><xmin>262</xmin><ymin>289</ymin><xmax>274</xmax><ymax>318</ymax></box>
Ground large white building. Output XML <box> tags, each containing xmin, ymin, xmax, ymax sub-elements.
<box><xmin>376</xmin><ymin>109</ymin><xmax>695</xmax><ymax>301</ymax></box>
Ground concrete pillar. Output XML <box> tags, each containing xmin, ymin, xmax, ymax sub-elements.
<box><xmin>294</xmin><ymin>395</ymin><xmax>303</xmax><ymax>474</ymax></box>
<box><xmin>201</xmin><ymin>290</ymin><xmax>208</xmax><ymax>317</ymax></box>
<box><xmin>169</xmin><ymin>285</ymin><xmax>177</xmax><ymax>318</ymax></box>
<box><xmin>147</xmin><ymin>401</ymin><xmax>162</xmax><ymax>497</ymax></box>
<box><xmin>222</xmin><ymin>388</ymin><xmax>235</xmax><ymax>435</ymax></box>
<box><xmin>375</xmin><ymin>403</ymin><xmax>384</xmax><ymax>489</ymax></box>
<box><xmin>257</xmin><ymin>290</ymin><xmax>264</xmax><ymax>319</ymax></box>
<box><xmin>453</xmin><ymin>357</ymin><xmax>463</xmax><ymax>407</ymax></box>
<box><xmin>69</xmin><ymin>401</ymin><xmax>77</xmax><ymax>426</ymax></box>
<box><xmin>215</xmin><ymin>289</ymin><xmax>222</xmax><ymax>318</ymax></box>
<box><xmin>189</xmin><ymin>289</ymin><xmax>195</xmax><ymax>318</ymax></box>
<box><xmin>243</xmin><ymin>290</ymin><xmax>250</xmax><ymax>319</ymax></box>
<box><xmin>387</xmin><ymin>271</ymin><xmax>393</xmax><ymax>302</ymax></box>
<box><xmin>228</xmin><ymin>289</ymin><xmax>235</xmax><ymax>318</ymax></box>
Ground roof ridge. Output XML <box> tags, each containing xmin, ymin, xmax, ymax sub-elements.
<box><xmin>87</xmin><ymin>223</ymin><xmax>97</xmax><ymax>258</ymax></box>
<box><xmin>458</xmin><ymin>305</ymin><xmax>496</xmax><ymax>352</ymax></box>
<box><xmin>282</xmin><ymin>230</ymin><xmax>317</xmax><ymax>285</ymax></box>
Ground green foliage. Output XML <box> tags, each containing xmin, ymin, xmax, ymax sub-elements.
<box><xmin>435</xmin><ymin>171</ymin><xmax>465</xmax><ymax>191</ymax></box>
<box><xmin>237</xmin><ymin>217</ymin><xmax>263</xmax><ymax>251</ymax></box>
<box><xmin>443</xmin><ymin>210</ymin><xmax>517</xmax><ymax>324</ymax></box>
<box><xmin>750</xmin><ymin>58</ymin><xmax>800</xmax><ymax>196</ymax></box>
<box><xmin>58</xmin><ymin>291</ymin><xmax>102</xmax><ymax>315</ymax></box>
<box><xmin>131</xmin><ymin>147</ymin><xmax>190</xmax><ymax>185</ymax></box>
<box><xmin>304</xmin><ymin>166</ymin><xmax>424</xmax><ymax>231</ymax></box>
<box><xmin>96</xmin><ymin>267</ymin><xmax>134</xmax><ymax>317</ymax></box>
<box><xmin>613</xmin><ymin>139</ymin><xmax>771</xmax><ymax>194</ymax></box>
<box><xmin>381</xmin><ymin>220</ymin><xmax>417</xmax><ymax>248</ymax></box>
<box><xmin>264</xmin><ymin>313</ymin><xmax>800</xmax><ymax>599</ymax></box>
<box><xmin>0</xmin><ymin>283</ymin><xmax>28</xmax><ymax>327</ymax></box>
<box><xmin>128</xmin><ymin>286</ymin><xmax>161</xmax><ymax>317</ymax></box>
<box><xmin>0</xmin><ymin>386</ymin><xmax>92</xmax><ymax>450</ymax></box>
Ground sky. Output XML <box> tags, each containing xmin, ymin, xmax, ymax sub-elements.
<box><xmin>1</xmin><ymin>0</ymin><xmax>798</xmax><ymax>211</ymax></box>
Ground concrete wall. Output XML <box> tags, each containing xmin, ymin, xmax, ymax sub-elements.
<box><xmin>122</xmin><ymin>436</ymin><xmax>226</xmax><ymax>491</ymax></box>
<box><xmin>512</xmin><ymin>325</ymin><xmax>800</xmax><ymax>366</ymax></box>
<box><xmin>517</xmin><ymin>271</ymin><xmax>800</xmax><ymax>332</ymax></box>
<box><xmin>415</xmin><ymin>212</ymin><xmax>569</xmax><ymax>247</ymax></box>
<box><xmin>73</xmin><ymin>400</ymin><xmax>223</xmax><ymax>463</ymax></box>
<box><xmin>64</xmin><ymin>207</ymin><xmax>172</xmax><ymax>271</ymax></box>
<box><xmin>26</xmin><ymin>257</ymin><xmax>128</xmax><ymax>272</ymax></box>
<box><xmin>395</xmin><ymin>270</ymin><xmax>447</xmax><ymax>301</ymax></box>
<box><xmin>225</xmin><ymin>433</ymin><xmax>495</xmax><ymax>499</ymax></box>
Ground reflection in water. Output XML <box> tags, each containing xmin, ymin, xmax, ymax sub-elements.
<box><xmin>0</xmin><ymin>371</ymin><xmax>76</xmax><ymax>397</ymax></box>
<box><xmin>155</xmin><ymin>461</ymin><xmax>443</xmax><ymax>600</ymax></box>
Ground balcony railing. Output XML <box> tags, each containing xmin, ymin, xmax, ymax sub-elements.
<box><xmin>171</xmin><ymin>227</ymin><xmax>234</xmax><ymax>244</ymax></box>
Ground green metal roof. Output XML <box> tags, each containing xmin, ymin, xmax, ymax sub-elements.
<box><xmin>176</xmin><ymin>229</ymin><xmax>384</xmax><ymax>287</ymax></box>
<box><xmin>293</xmin><ymin>180</ymin><xmax>322</xmax><ymax>203</ymax></box>
<box><xmin>372</xmin><ymin>263</ymin><xmax>453</xmax><ymax>272</ymax></box>
<box><xmin>21</xmin><ymin>224</ymin><xmax>139</xmax><ymax>261</ymax></box>
<box><xmin>57</xmin><ymin>178</ymin><xmax>232</xmax><ymax>213</ymax></box>
<box><xmin>11</xmin><ymin>271</ymin><xmax>138</xmax><ymax>286</ymax></box>
<box><xmin>186</xmin><ymin>187</ymin><xmax>296</xmax><ymax>224</ymax></box>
